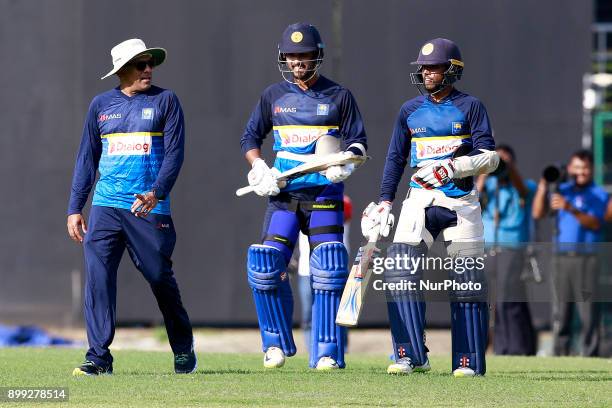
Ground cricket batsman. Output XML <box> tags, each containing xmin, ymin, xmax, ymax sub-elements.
<box><xmin>361</xmin><ymin>38</ymin><xmax>499</xmax><ymax>376</ymax></box>
<box><xmin>240</xmin><ymin>23</ymin><xmax>367</xmax><ymax>370</ymax></box>
<box><xmin>67</xmin><ymin>39</ymin><xmax>196</xmax><ymax>375</ymax></box>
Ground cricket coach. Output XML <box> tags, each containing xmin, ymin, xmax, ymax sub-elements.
<box><xmin>67</xmin><ymin>39</ymin><xmax>196</xmax><ymax>375</ymax></box>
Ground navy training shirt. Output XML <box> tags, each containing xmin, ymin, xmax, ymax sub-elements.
<box><xmin>380</xmin><ymin>89</ymin><xmax>495</xmax><ymax>201</ymax></box>
<box><xmin>68</xmin><ymin>85</ymin><xmax>185</xmax><ymax>215</ymax></box>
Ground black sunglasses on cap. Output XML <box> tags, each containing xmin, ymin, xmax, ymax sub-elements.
<box><xmin>129</xmin><ymin>59</ymin><xmax>155</xmax><ymax>71</ymax></box>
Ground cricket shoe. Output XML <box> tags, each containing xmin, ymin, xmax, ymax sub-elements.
<box><xmin>453</xmin><ymin>367</ymin><xmax>476</xmax><ymax>377</ymax></box>
<box><xmin>387</xmin><ymin>357</ymin><xmax>431</xmax><ymax>375</ymax></box>
<box><xmin>315</xmin><ymin>357</ymin><xmax>339</xmax><ymax>371</ymax></box>
<box><xmin>174</xmin><ymin>350</ymin><xmax>198</xmax><ymax>374</ymax></box>
<box><xmin>72</xmin><ymin>360</ymin><xmax>113</xmax><ymax>376</ymax></box>
<box><xmin>263</xmin><ymin>347</ymin><xmax>285</xmax><ymax>368</ymax></box>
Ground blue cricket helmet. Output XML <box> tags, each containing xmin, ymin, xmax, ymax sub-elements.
<box><xmin>278</xmin><ymin>22</ymin><xmax>325</xmax><ymax>54</ymax></box>
<box><xmin>277</xmin><ymin>23</ymin><xmax>325</xmax><ymax>84</ymax></box>
<box><xmin>410</xmin><ymin>38</ymin><xmax>464</xmax><ymax>94</ymax></box>
<box><xmin>412</xmin><ymin>38</ymin><xmax>463</xmax><ymax>67</ymax></box>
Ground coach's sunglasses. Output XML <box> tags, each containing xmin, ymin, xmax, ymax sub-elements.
<box><xmin>129</xmin><ymin>59</ymin><xmax>155</xmax><ymax>71</ymax></box>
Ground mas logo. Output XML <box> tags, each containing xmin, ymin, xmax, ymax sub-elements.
<box><xmin>274</xmin><ymin>106</ymin><xmax>297</xmax><ymax>114</ymax></box>
<box><xmin>98</xmin><ymin>113</ymin><xmax>122</xmax><ymax>122</ymax></box>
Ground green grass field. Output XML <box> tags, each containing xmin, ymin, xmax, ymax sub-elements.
<box><xmin>0</xmin><ymin>349</ymin><xmax>610</xmax><ymax>407</ymax></box>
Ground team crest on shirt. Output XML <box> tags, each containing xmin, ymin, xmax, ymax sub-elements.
<box><xmin>141</xmin><ymin>108</ymin><xmax>154</xmax><ymax>120</ymax></box>
<box><xmin>574</xmin><ymin>196</ymin><xmax>584</xmax><ymax>209</ymax></box>
<box><xmin>317</xmin><ymin>104</ymin><xmax>329</xmax><ymax>116</ymax></box>
<box><xmin>451</xmin><ymin>121</ymin><xmax>464</xmax><ymax>135</ymax></box>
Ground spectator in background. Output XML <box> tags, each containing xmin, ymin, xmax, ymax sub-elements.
<box><xmin>477</xmin><ymin>144</ymin><xmax>537</xmax><ymax>355</ymax></box>
<box><xmin>297</xmin><ymin>195</ymin><xmax>353</xmax><ymax>353</ymax></box>
<box><xmin>532</xmin><ymin>150</ymin><xmax>609</xmax><ymax>356</ymax></box>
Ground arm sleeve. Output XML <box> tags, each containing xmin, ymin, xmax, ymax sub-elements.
<box><xmin>151</xmin><ymin>92</ymin><xmax>185</xmax><ymax>199</ymax></box>
<box><xmin>240</xmin><ymin>91</ymin><xmax>273</xmax><ymax>155</ymax></box>
<box><xmin>379</xmin><ymin>107</ymin><xmax>411</xmax><ymax>202</ymax></box>
<box><xmin>67</xmin><ymin>99</ymin><xmax>102</xmax><ymax>215</ymax></box>
<box><xmin>466</xmin><ymin>99</ymin><xmax>495</xmax><ymax>156</ymax></box>
<box><xmin>339</xmin><ymin>90</ymin><xmax>368</xmax><ymax>156</ymax></box>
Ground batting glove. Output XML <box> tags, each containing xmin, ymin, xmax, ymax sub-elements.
<box><xmin>361</xmin><ymin>201</ymin><xmax>394</xmax><ymax>239</ymax></box>
<box><xmin>248</xmin><ymin>158</ymin><xmax>280</xmax><ymax>197</ymax></box>
<box><xmin>323</xmin><ymin>151</ymin><xmax>356</xmax><ymax>183</ymax></box>
<box><xmin>411</xmin><ymin>158</ymin><xmax>456</xmax><ymax>189</ymax></box>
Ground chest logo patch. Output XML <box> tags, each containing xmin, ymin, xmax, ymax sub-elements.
<box><xmin>415</xmin><ymin>139</ymin><xmax>462</xmax><ymax>160</ymax></box>
<box><xmin>107</xmin><ymin>134</ymin><xmax>152</xmax><ymax>156</ymax></box>
<box><xmin>451</xmin><ymin>121</ymin><xmax>464</xmax><ymax>135</ymax></box>
<box><xmin>274</xmin><ymin>106</ymin><xmax>297</xmax><ymax>114</ymax></box>
<box><xmin>275</xmin><ymin>127</ymin><xmax>330</xmax><ymax>148</ymax></box>
<box><xmin>574</xmin><ymin>196</ymin><xmax>584</xmax><ymax>209</ymax></box>
<box><xmin>98</xmin><ymin>113</ymin><xmax>121</xmax><ymax>122</ymax></box>
<box><xmin>317</xmin><ymin>104</ymin><xmax>329</xmax><ymax>116</ymax></box>
<box><xmin>142</xmin><ymin>108</ymin><xmax>154</xmax><ymax>120</ymax></box>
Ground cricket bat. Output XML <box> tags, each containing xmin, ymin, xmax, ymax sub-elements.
<box><xmin>236</xmin><ymin>152</ymin><xmax>368</xmax><ymax>197</ymax></box>
<box><xmin>336</xmin><ymin>229</ymin><xmax>381</xmax><ymax>327</ymax></box>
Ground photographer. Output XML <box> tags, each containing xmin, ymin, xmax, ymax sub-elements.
<box><xmin>477</xmin><ymin>144</ymin><xmax>537</xmax><ymax>355</ymax></box>
<box><xmin>532</xmin><ymin>150</ymin><xmax>608</xmax><ymax>356</ymax></box>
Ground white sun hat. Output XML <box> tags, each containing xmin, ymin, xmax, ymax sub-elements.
<box><xmin>100</xmin><ymin>38</ymin><xmax>166</xmax><ymax>80</ymax></box>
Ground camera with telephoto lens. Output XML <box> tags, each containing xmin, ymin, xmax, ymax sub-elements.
<box><xmin>542</xmin><ymin>165</ymin><xmax>567</xmax><ymax>184</ymax></box>
<box><xmin>542</xmin><ymin>165</ymin><xmax>567</xmax><ymax>197</ymax></box>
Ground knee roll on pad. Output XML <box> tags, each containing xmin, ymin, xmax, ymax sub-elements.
<box><xmin>247</xmin><ymin>245</ymin><xmax>288</xmax><ymax>290</ymax></box>
<box><xmin>384</xmin><ymin>242</ymin><xmax>428</xmax><ymax>365</ymax></box>
<box><xmin>309</xmin><ymin>242</ymin><xmax>348</xmax><ymax>368</ymax></box>
<box><xmin>310</xmin><ymin>242</ymin><xmax>349</xmax><ymax>291</ymax></box>
<box><xmin>247</xmin><ymin>245</ymin><xmax>296</xmax><ymax>356</ymax></box>
<box><xmin>451</xmin><ymin>302</ymin><xmax>488</xmax><ymax>375</ymax></box>
<box><xmin>383</xmin><ymin>242</ymin><xmax>427</xmax><ymax>284</ymax></box>
<box><xmin>449</xmin><ymin>258</ymin><xmax>488</xmax><ymax>302</ymax></box>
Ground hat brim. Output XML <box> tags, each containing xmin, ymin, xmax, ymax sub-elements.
<box><xmin>410</xmin><ymin>59</ymin><xmax>448</xmax><ymax>65</ymax></box>
<box><xmin>279</xmin><ymin>43</ymin><xmax>320</xmax><ymax>54</ymax></box>
<box><xmin>100</xmin><ymin>47</ymin><xmax>167</xmax><ymax>80</ymax></box>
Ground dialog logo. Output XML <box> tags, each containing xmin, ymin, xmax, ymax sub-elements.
<box><xmin>107</xmin><ymin>134</ymin><xmax>152</xmax><ymax>156</ymax></box>
<box><xmin>415</xmin><ymin>138</ymin><xmax>462</xmax><ymax>160</ymax></box>
<box><xmin>276</xmin><ymin>127</ymin><xmax>330</xmax><ymax>148</ymax></box>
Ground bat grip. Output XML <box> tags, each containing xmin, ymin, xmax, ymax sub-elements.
<box><xmin>235</xmin><ymin>185</ymin><xmax>255</xmax><ymax>196</ymax></box>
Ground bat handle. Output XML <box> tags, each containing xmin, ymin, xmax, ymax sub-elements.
<box><xmin>235</xmin><ymin>185</ymin><xmax>255</xmax><ymax>196</ymax></box>
<box><xmin>367</xmin><ymin>226</ymin><xmax>381</xmax><ymax>243</ymax></box>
